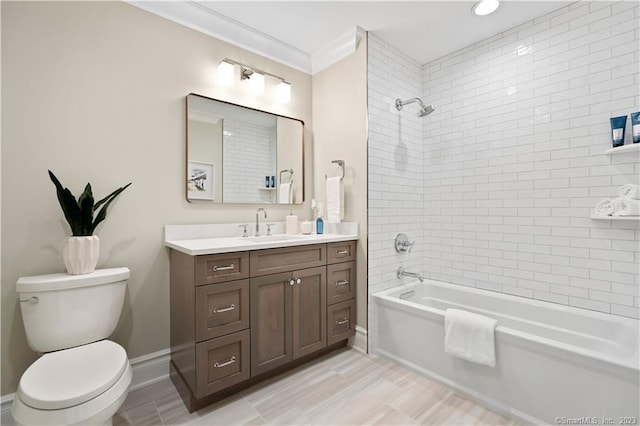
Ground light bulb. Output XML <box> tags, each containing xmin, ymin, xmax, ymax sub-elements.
<box><xmin>217</xmin><ymin>60</ymin><xmax>235</xmax><ymax>86</ymax></box>
<box><xmin>276</xmin><ymin>81</ymin><xmax>291</xmax><ymax>103</ymax></box>
<box><xmin>247</xmin><ymin>72</ymin><xmax>265</xmax><ymax>95</ymax></box>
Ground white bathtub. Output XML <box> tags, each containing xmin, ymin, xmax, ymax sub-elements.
<box><xmin>373</xmin><ymin>280</ymin><xmax>640</xmax><ymax>425</ymax></box>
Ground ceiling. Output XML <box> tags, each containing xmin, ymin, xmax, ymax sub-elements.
<box><xmin>131</xmin><ymin>1</ymin><xmax>571</xmax><ymax>73</ymax></box>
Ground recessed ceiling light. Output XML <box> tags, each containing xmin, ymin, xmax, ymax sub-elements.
<box><xmin>472</xmin><ymin>0</ymin><xmax>500</xmax><ymax>16</ymax></box>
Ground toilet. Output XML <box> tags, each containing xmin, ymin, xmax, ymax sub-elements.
<box><xmin>12</xmin><ymin>268</ymin><xmax>132</xmax><ymax>426</ymax></box>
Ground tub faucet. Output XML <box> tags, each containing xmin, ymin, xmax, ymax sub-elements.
<box><xmin>255</xmin><ymin>208</ymin><xmax>267</xmax><ymax>236</ymax></box>
<box><xmin>397</xmin><ymin>267</ymin><xmax>423</xmax><ymax>282</ymax></box>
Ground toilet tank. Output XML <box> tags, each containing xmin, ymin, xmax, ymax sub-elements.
<box><xmin>16</xmin><ymin>268</ymin><xmax>130</xmax><ymax>353</ymax></box>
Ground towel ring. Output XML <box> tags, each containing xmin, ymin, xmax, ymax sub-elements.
<box><xmin>325</xmin><ymin>160</ymin><xmax>345</xmax><ymax>180</ymax></box>
<box><xmin>279</xmin><ymin>169</ymin><xmax>294</xmax><ymax>184</ymax></box>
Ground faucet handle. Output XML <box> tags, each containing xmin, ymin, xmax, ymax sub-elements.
<box><xmin>265</xmin><ymin>223</ymin><xmax>275</xmax><ymax>236</ymax></box>
<box><xmin>238</xmin><ymin>224</ymin><xmax>249</xmax><ymax>238</ymax></box>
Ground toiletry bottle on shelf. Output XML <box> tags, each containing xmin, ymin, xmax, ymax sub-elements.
<box><xmin>316</xmin><ymin>202</ymin><xmax>324</xmax><ymax>234</ymax></box>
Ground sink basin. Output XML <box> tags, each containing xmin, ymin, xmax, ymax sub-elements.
<box><xmin>238</xmin><ymin>235</ymin><xmax>305</xmax><ymax>243</ymax></box>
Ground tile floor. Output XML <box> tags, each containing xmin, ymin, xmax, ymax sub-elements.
<box><xmin>114</xmin><ymin>348</ymin><xmax>516</xmax><ymax>425</ymax></box>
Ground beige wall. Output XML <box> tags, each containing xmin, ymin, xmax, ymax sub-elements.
<box><xmin>276</xmin><ymin>117</ymin><xmax>303</xmax><ymax>204</ymax></box>
<box><xmin>1</xmin><ymin>1</ymin><xmax>313</xmax><ymax>395</ymax></box>
<box><xmin>312</xmin><ymin>36</ymin><xmax>368</xmax><ymax>328</ymax></box>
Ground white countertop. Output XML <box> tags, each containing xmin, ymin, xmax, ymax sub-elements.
<box><xmin>164</xmin><ymin>222</ymin><xmax>358</xmax><ymax>256</ymax></box>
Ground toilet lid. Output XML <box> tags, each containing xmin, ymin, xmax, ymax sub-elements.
<box><xmin>18</xmin><ymin>340</ymin><xmax>129</xmax><ymax>410</ymax></box>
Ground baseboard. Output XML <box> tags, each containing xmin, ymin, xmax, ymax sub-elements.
<box><xmin>0</xmin><ymin>347</ymin><xmax>171</xmax><ymax>423</ymax></box>
<box><xmin>349</xmin><ymin>325</ymin><xmax>368</xmax><ymax>353</ymax></box>
<box><xmin>129</xmin><ymin>347</ymin><xmax>171</xmax><ymax>391</ymax></box>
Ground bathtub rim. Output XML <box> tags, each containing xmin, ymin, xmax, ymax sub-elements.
<box><xmin>373</xmin><ymin>279</ymin><xmax>640</xmax><ymax>373</ymax></box>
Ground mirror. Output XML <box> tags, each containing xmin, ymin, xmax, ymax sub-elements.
<box><xmin>186</xmin><ymin>93</ymin><xmax>304</xmax><ymax>204</ymax></box>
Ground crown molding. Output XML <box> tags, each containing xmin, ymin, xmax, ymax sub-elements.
<box><xmin>126</xmin><ymin>2</ymin><xmax>364</xmax><ymax>76</ymax></box>
<box><xmin>311</xmin><ymin>26</ymin><xmax>365</xmax><ymax>75</ymax></box>
<box><xmin>126</xmin><ymin>1</ymin><xmax>312</xmax><ymax>74</ymax></box>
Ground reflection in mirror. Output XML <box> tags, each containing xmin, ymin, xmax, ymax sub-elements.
<box><xmin>186</xmin><ymin>93</ymin><xmax>304</xmax><ymax>204</ymax></box>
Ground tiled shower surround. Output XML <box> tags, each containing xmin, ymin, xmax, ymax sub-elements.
<box><xmin>368</xmin><ymin>1</ymin><xmax>640</xmax><ymax>323</ymax></box>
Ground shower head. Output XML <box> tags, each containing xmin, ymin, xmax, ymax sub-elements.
<box><xmin>395</xmin><ymin>97</ymin><xmax>435</xmax><ymax>117</ymax></box>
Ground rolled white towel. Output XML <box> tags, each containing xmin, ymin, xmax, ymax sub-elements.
<box><xmin>614</xmin><ymin>197</ymin><xmax>640</xmax><ymax>216</ymax></box>
<box><xmin>618</xmin><ymin>184</ymin><xmax>640</xmax><ymax>200</ymax></box>
<box><xmin>595</xmin><ymin>198</ymin><xmax>616</xmax><ymax>216</ymax></box>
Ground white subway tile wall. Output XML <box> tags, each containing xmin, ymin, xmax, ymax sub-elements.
<box><xmin>368</xmin><ymin>1</ymin><xmax>640</xmax><ymax>325</ymax></box>
<box><xmin>223</xmin><ymin>119</ymin><xmax>276</xmax><ymax>203</ymax></box>
<box><xmin>367</xmin><ymin>33</ymin><xmax>424</xmax><ymax>344</ymax></box>
<box><xmin>423</xmin><ymin>1</ymin><xmax>640</xmax><ymax>318</ymax></box>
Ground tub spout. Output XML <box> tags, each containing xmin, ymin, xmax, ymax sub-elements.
<box><xmin>397</xmin><ymin>267</ymin><xmax>423</xmax><ymax>282</ymax></box>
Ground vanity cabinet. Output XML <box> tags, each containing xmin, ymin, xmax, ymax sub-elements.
<box><xmin>170</xmin><ymin>240</ymin><xmax>356</xmax><ymax>412</ymax></box>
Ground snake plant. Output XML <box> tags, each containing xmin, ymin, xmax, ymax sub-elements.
<box><xmin>48</xmin><ymin>170</ymin><xmax>131</xmax><ymax>236</ymax></box>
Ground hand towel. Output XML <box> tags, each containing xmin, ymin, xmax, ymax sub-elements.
<box><xmin>278</xmin><ymin>183</ymin><xmax>292</xmax><ymax>204</ymax></box>
<box><xmin>595</xmin><ymin>198</ymin><xmax>616</xmax><ymax>216</ymax></box>
<box><xmin>444</xmin><ymin>308</ymin><xmax>497</xmax><ymax>367</ymax></box>
<box><xmin>618</xmin><ymin>184</ymin><xmax>640</xmax><ymax>200</ymax></box>
<box><xmin>326</xmin><ymin>176</ymin><xmax>344</xmax><ymax>223</ymax></box>
<box><xmin>613</xmin><ymin>197</ymin><xmax>640</xmax><ymax>216</ymax></box>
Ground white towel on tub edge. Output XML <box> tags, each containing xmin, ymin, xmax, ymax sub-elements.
<box><xmin>444</xmin><ymin>308</ymin><xmax>497</xmax><ymax>367</ymax></box>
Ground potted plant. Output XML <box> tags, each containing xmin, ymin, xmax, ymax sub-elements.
<box><xmin>48</xmin><ymin>170</ymin><xmax>131</xmax><ymax>275</ymax></box>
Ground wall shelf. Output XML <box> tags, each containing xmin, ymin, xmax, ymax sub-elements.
<box><xmin>258</xmin><ymin>187</ymin><xmax>276</xmax><ymax>191</ymax></box>
<box><xmin>605</xmin><ymin>144</ymin><xmax>640</xmax><ymax>155</ymax></box>
<box><xmin>590</xmin><ymin>213</ymin><xmax>640</xmax><ymax>221</ymax></box>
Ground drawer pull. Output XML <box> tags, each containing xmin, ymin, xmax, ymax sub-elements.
<box><xmin>213</xmin><ymin>263</ymin><xmax>235</xmax><ymax>272</ymax></box>
<box><xmin>336</xmin><ymin>249</ymin><xmax>349</xmax><ymax>255</ymax></box>
<box><xmin>213</xmin><ymin>304</ymin><xmax>236</xmax><ymax>314</ymax></box>
<box><xmin>213</xmin><ymin>356</ymin><xmax>236</xmax><ymax>368</ymax></box>
<box><xmin>336</xmin><ymin>280</ymin><xmax>349</xmax><ymax>286</ymax></box>
<box><xmin>336</xmin><ymin>318</ymin><xmax>349</xmax><ymax>325</ymax></box>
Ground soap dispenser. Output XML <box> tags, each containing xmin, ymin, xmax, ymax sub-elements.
<box><xmin>316</xmin><ymin>202</ymin><xmax>324</xmax><ymax>235</ymax></box>
<box><xmin>286</xmin><ymin>210</ymin><xmax>298</xmax><ymax>235</ymax></box>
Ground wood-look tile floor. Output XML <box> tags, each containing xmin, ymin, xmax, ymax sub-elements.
<box><xmin>114</xmin><ymin>348</ymin><xmax>517</xmax><ymax>426</ymax></box>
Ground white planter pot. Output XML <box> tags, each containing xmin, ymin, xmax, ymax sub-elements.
<box><xmin>63</xmin><ymin>236</ymin><xmax>99</xmax><ymax>275</ymax></box>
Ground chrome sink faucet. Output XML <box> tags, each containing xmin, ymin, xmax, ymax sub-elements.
<box><xmin>255</xmin><ymin>208</ymin><xmax>267</xmax><ymax>236</ymax></box>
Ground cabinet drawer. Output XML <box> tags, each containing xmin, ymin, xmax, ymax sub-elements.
<box><xmin>327</xmin><ymin>241</ymin><xmax>356</xmax><ymax>264</ymax></box>
<box><xmin>326</xmin><ymin>262</ymin><xmax>356</xmax><ymax>305</ymax></box>
<box><xmin>195</xmin><ymin>330</ymin><xmax>250</xmax><ymax>398</ymax></box>
<box><xmin>250</xmin><ymin>244</ymin><xmax>326</xmax><ymax>277</ymax></box>
<box><xmin>196</xmin><ymin>280</ymin><xmax>249</xmax><ymax>342</ymax></box>
<box><xmin>196</xmin><ymin>252</ymin><xmax>249</xmax><ymax>285</ymax></box>
<box><xmin>327</xmin><ymin>299</ymin><xmax>356</xmax><ymax>345</ymax></box>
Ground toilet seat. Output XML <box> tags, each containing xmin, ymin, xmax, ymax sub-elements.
<box><xmin>18</xmin><ymin>340</ymin><xmax>128</xmax><ymax>410</ymax></box>
<box><xmin>13</xmin><ymin>340</ymin><xmax>132</xmax><ymax>426</ymax></box>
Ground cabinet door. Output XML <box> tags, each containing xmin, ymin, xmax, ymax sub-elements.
<box><xmin>250</xmin><ymin>272</ymin><xmax>292</xmax><ymax>376</ymax></box>
<box><xmin>292</xmin><ymin>266</ymin><xmax>327</xmax><ymax>359</ymax></box>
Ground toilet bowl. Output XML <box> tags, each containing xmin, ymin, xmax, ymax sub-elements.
<box><xmin>13</xmin><ymin>268</ymin><xmax>132</xmax><ymax>425</ymax></box>
<box><xmin>13</xmin><ymin>341</ymin><xmax>132</xmax><ymax>425</ymax></box>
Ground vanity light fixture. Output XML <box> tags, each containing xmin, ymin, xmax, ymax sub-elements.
<box><xmin>276</xmin><ymin>81</ymin><xmax>291</xmax><ymax>103</ymax></box>
<box><xmin>241</xmin><ymin>67</ymin><xmax>265</xmax><ymax>95</ymax></box>
<box><xmin>472</xmin><ymin>0</ymin><xmax>500</xmax><ymax>16</ymax></box>
<box><xmin>218</xmin><ymin>58</ymin><xmax>291</xmax><ymax>102</ymax></box>
<box><xmin>217</xmin><ymin>60</ymin><xmax>235</xmax><ymax>86</ymax></box>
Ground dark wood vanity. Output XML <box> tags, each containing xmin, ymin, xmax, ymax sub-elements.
<box><xmin>169</xmin><ymin>240</ymin><xmax>357</xmax><ymax>411</ymax></box>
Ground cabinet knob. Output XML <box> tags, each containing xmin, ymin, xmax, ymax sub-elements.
<box><xmin>288</xmin><ymin>279</ymin><xmax>295</xmax><ymax>286</ymax></box>
<box><xmin>296</xmin><ymin>278</ymin><xmax>301</xmax><ymax>284</ymax></box>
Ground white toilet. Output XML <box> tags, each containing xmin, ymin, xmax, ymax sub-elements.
<box><xmin>12</xmin><ymin>268</ymin><xmax>132</xmax><ymax>426</ymax></box>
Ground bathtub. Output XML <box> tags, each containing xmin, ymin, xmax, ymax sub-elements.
<box><xmin>373</xmin><ymin>280</ymin><xmax>640</xmax><ymax>425</ymax></box>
